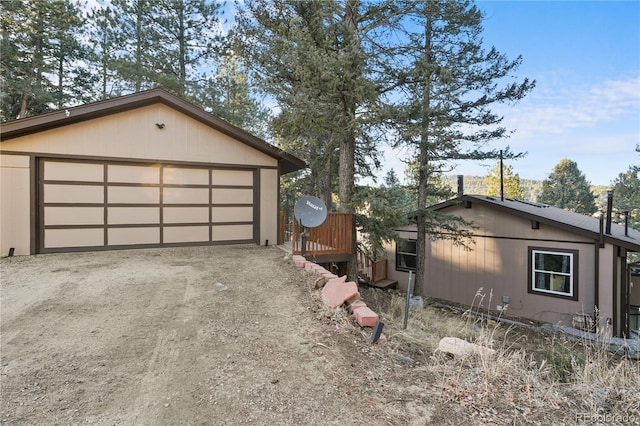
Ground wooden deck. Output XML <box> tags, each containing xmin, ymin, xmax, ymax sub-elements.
<box><xmin>289</xmin><ymin>213</ymin><xmax>353</xmax><ymax>263</ymax></box>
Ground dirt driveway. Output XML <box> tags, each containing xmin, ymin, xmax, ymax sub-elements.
<box><xmin>1</xmin><ymin>246</ymin><xmax>437</xmax><ymax>425</ymax></box>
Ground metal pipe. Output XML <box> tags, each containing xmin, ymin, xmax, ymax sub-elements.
<box><xmin>624</xmin><ymin>211</ymin><xmax>629</xmax><ymax>236</ymax></box>
<box><xmin>605</xmin><ymin>190</ymin><xmax>613</xmax><ymax>235</ymax></box>
<box><xmin>500</xmin><ymin>149</ymin><xmax>504</xmax><ymax>201</ymax></box>
<box><xmin>403</xmin><ymin>271</ymin><xmax>413</xmax><ymax>330</ymax></box>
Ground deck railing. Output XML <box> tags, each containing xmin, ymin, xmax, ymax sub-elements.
<box><xmin>356</xmin><ymin>248</ymin><xmax>388</xmax><ymax>283</ymax></box>
<box><xmin>291</xmin><ymin>213</ymin><xmax>352</xmax><ymax>256</ymax></box>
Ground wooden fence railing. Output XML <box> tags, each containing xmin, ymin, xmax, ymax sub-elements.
<box><xmin>356</xmin><ymin>248</ymin><xmax>388</xmax><ymax>284</ymax></box>
<box><xmin>291</xmin><ymin>213</ymin><xmax>352</xmax><ymax>256</ymax></box>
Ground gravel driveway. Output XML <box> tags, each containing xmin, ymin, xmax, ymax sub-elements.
<box><xmin>1</xmin><ymin>246</ymin><xmax>414</xmax><ymax>425</ymax></box>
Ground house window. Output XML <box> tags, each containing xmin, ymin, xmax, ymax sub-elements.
<box><xmin>396</xmin><ymin>239</ymin><xmax>417</xmax><ymax>272</ymax></box>
<box><xmin>528</xmin><ymin>247</ymin><xmax>578</xmax><ymax>300</ymax></box>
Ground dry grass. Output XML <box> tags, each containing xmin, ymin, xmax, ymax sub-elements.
<box><xmin>360</xmin><ymin>286</ymin><xmax>640</xmax><ymax>424</ymax></box>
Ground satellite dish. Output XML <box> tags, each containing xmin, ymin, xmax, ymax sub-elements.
<box><xmin>294</xmin><ymin>196</ymin><xmax>328</xmax><ymax>228</ymax></box>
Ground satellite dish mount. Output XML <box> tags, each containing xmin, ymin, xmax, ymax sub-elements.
<box><xmin>293</xmin><ymin>196</ymin><xmax>328</xmax><ymax>256</ymax></box>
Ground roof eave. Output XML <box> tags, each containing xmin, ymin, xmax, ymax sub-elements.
<box><xmin>0</xmin><ymin>89</ymin><xmax>307</xmax><ymax>174</ymax></box>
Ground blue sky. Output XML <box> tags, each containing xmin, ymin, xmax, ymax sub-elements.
<box><xmin>382</xmin><ymin>0</ymin><xmax>640</xmax><ymax>187</ymax></box>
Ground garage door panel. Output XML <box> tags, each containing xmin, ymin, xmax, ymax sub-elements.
<box><xmin>45</xmin><ymin>161</ymin><xmax>103</xmax><ymax>182</ymax></box>
<box><xmin>212</xmin><ymin>188</ymin><xmax>253</xmax><ymax>204</ymax></box>
<box><xmin>163</xmin><ymin>167</ymin><xmax>209</xmax><ymax>185</ymax></box>
<box><xmin>108</xmin><ymin>186</ymin><xmax>159</xmax><ymax>204</ymax></box>
<box><xmin>39</xmin><ymin>160</ymin><xmax>256</xmax><ymax>252</ymax></box>
<box><xmin>164</xmin><ymin>226</ymin><xmax>209</xmax><ymax>243</ymax></box>
<box><xmin>108</xmin><ymin>207</ymin><xmax>159</xmax><ymax>225</ymax></box>
<box><xmin>108</xmin><ymin>227</ymin><xmax>160</xmax><ymax>245</ymax></box>
<box><xmin>163</xmin><ymin>187</ymin><xmax>208</xmax><ymax>204</ymax></box>
<box><xmin>164</xmin><ymin>207</ymin><xmax>209</xmax><ymax>224</ymax></box>
<box><xmin>212</xmin><ymin>169</ymin><xmax>253</xmax><ymax>186</ymax></box>
<box><xmin>45</xmin><ymin>228</ymin><xmax>104</xmax><ymax>248</ymax></box>
<box><xmin>108</xmin><ymin>164</ymin><xmax>160</xmax><ymax>184</ymax></box>
<box><xmin>45</xmin><ymin>207</ymin><xmax>104</xmax><ymax>226</ymax></box>
<box><xmin>44</xmin><ymin>184</ymin><xmax>104</xmax><ymax>204</ymax></box>
<box><xmin>212</xmin><ymin>206</ymin><xmax>253</xmax><ymax>223</ymax></box>
<box><xmin>212</xmin><ymin>224</ymin><xmax>253</xmax><ymax>241</ymax></box>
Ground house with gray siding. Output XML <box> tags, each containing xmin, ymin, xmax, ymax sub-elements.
<box><xmin>386</xmin><ymin>194</ymin><xmax>640</xmax><ymax>338</ymax></box>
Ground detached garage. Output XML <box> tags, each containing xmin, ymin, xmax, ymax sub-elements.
<box><xmin>0</xmin><ymin>89</ymin><xmax>305</xmax><ymax>255</ymax></box>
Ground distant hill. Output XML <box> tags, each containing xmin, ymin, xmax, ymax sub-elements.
<box><xmin>443</xmin><ymin>175</ymin><xmax>610</xmax><ymax>204</ymax></box>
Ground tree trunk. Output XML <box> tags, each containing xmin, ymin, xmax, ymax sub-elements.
<box><xmin>338</xmin><ymin>0</ymin><xmax>360</xmax><ymax>282</ymax></box>
<box><xmin>415</xmin><ymin>13</ymin><xmax>434</xmax><ymax>297</ymax></box>
<box><xmin>19</xmin><ymin>93</ymin><xmax>29</xmax><ymax>119</ymax></box>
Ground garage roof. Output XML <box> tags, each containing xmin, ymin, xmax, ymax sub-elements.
<box><xmin>0</xmin><ymin>89</ymin><xmax>307</xmax><ymax>174</ymax></box>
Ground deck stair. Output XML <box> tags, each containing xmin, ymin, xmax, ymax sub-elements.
<box><xmin>357</xmin><ymin>248</ymin><xmax>397</xmax><ymax>290</ymax></box>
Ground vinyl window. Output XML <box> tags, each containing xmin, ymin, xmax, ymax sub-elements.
<box><xmin>396</xmin><ymin>239</ymin><xmax>417</xmax><ymax>272</ymax></box>
<box><xmin>529</xmin><ymin>247</ymin><xmax>578</xmax><ymax>300</ymax></box>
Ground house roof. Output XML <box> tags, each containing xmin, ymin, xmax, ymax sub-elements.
<box><xmin>0</xmin><ymin>89</ymin><xmax>307</xmax><ymax>174</ymax></box>
<box><xmin>430</xmin><ymin>194</ymin><xmax>640</xmax><ymax>252</ymax></box>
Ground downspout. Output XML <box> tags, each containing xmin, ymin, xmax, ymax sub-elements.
<box><xmin>594</xmin><ymin>239</ymin><xmax>600</xmax><ymax>322</ymax></box>
<box><xmin>605</xmin><ymin>190</ymin><xmax>613</xmax><ymax>235</ymax></box>
<box><xmin>621</xmin><ymin>247</ymin><xmax>629</xmax><ymax>337</ymax></box>
<box><xmin>613</xmin><ymin>246</ymin><xmax>619</xmax><ymax>337</ymax></box>
<box><xmin>595</xmin><ymin>215</ymin><xmax>603</xmax><ymax>329</ymax></box>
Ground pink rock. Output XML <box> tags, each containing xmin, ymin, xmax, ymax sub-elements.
<box><xmin>294</xmin><ymin>260</ymin><xmax>307</xmax><ymax>268</ymax></box>
<box><xmin>347</xmin><ymin>300</ymin><xmax>367</xmax><ymax>314</ymax></box>
<box><xmin>353</xmin><ymin>307</ymin><xmax>379</xmax><ymax>327</ymax></box>
<box><xmin>315</xmin><ymin>267</ymin><xmax>328</xmax><ymax>276</ymax></box>
<box><xmin>321</xmin><ymin>277</ymin><xmax>357</xmax><ymax>308</ymax></box>
<box><xmin>304</xmin><ymin>262</ymin><xmax>318</xmax><ymax>271</ymax></box>
<box><xmin>322</xmin><ymin>272</ymin><xmax>338</xmax><ymax>281</ymax></box>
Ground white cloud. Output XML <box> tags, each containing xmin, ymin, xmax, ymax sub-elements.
<box><xmin>504</xmin><ymin>75</ymin><xmax>640</xmax><ymax>138</ymax></box>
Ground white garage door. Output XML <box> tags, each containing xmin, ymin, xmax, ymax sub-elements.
<box><xmin>38</xmin><ymin>159</ymin><xmax>256</xmax><ymax>253</ymax></box>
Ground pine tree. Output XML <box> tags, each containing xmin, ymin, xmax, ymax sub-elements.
<box><xmin>355</xmin><ymin>170</ymin><xmax>414</xmax><ymax>259</ymax></box>
<box><xmin>86</xmin><ymin>5</ymin><xmax>125</xmax><ymax>99</ymax></box>
<box><xmin>109</xmin><ymin>0</ymin><xmax>160</xmax><ymax>92</ymax></box>
<box><xmin>611</xmin><ymin>150</ymin><xmax>640</xmax><ymax>231</ymax></box>
<box><xmin>48</xmin><ymin>0</ymin><xmax>92</xmax><ymax>108</ymax></box>
<box><xmin>233</xmin><ymin>0</ymin><xmax>400</xmax><ymax>279</ymax></box>
<box><xmin>193</xmin><ymin>57</ymin><xmax>271</xmax><ymax>139</ymax></box>
<box><xmin>389</xmin><ymin>0</ymin><xmax>534</xmax><ymax>295</ymax></box>
<box><xmin>151</xmin><ymin>0</ymin><xmax>225</xmax><ymax>96</ymax></box>
<box><xmin>538</xmin><ymin>159</ymin><xmax>597</xmax><ymax>215</ymax></box>
<box><xmin>483</xmin><ymin>161</ymin><xmax>526</xmax><ymax>199</ymax></box>
<box><xmin>1</xmin><ymin>0</ymin><xmax>58</xmax><ymax>119</ymax></box>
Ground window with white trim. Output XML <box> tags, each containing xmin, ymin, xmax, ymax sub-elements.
<box><xmin>529</xmin><ymin>247</ymin><xmax>578</xmax><ymax>300</ymax></box>
<box><xmin>396</xmin><ymin>239</ymin><xmax>417</xmax><ymax>272</ymax></box>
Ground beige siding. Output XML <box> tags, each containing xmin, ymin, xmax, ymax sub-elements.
<box><xmin>0</xmin><ymin>104</ymin><xmax>278</xmax><ymax>168</ymax></box>
<box><xmin>0</xmin><ymin>154</ymin><xmax>31</xmax><ymax>255</ymax></box>
<box><xmin>421</xmin><ymin>204</ymin><xmax>597</xmax><ymax>326</ymax></box>
<box><xmin>384</xmin><ymin>205</ymin><xmax>607</xmax><ymax>328</ymax></box>
<box><xmin>259</xmin><ymin>169</ymin><xmax>278</xmax><ymax>246</ymax></box>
